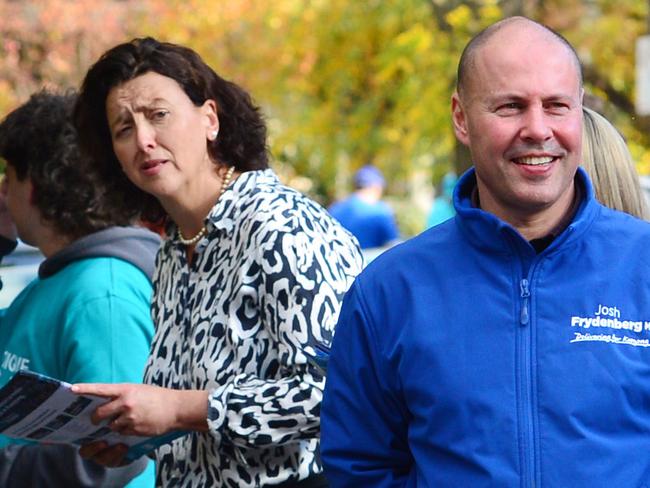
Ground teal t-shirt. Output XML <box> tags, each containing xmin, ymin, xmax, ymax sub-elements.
<box><xmin>0</xmin><ymin>257</ymin><xmax>155</xmax><ymax>488</ymax></box>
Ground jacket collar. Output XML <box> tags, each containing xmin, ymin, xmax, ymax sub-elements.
<box><xmin>452</xmin><ymin>167</ymin><xmax>600</xmax><ymax>255</ymax></box>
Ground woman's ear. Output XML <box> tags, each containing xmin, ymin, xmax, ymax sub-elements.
<box><xmin>202</xmin><ymin>99</ymin><xmax>219</xmax><ymax>141</ymax></box>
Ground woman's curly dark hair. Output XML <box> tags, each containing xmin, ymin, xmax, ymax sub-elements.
<box><xmin>0</xmin><ymin>90</ymin><xmax>135</xmax><ymax>240</ymax></box>
<box><xmin>73</xmin><ymin>37</ymin><xmax>269</xmax><ymax>224</ymax></box>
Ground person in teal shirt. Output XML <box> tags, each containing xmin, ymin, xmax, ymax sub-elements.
<box><xmin>426</xmin><ymin>172</ymin><xmax>458</xmax><ymax>228</ymax></box>
<box><xmin>0</xmin><ymin>91</ymin><xmax>159</xmax><ymax>487</ymax></box>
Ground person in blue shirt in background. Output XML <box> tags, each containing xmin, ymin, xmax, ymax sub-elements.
<box><xmin>0</xmin><ymin>90</ymin><xmax>158</xmax><ymax>488</ymax></box>
<box><xmin>328</xmin><ymin>164</ymin><xmax>399</xmax><ymax>249</ymax></box>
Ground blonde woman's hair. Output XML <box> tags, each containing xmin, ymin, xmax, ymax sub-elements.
<box><xmin>581</xmin><ymin>107</ymin><xmax>649</xmax><ymax>220</ymax></box>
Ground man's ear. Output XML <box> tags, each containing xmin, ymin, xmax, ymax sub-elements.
<box><xmin>451</xmin><ymin>92</ymin><xmax>470</xmax><ymax>147</ymax></box>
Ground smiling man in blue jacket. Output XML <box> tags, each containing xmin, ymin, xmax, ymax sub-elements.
<box><xmin>321</xmin><ymin>16</ymin><xmax>650</xmax><ymax>488</ymax></box>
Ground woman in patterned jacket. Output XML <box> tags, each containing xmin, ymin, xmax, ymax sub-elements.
<box><xmin>71</xmin><ymin>37</ymin><xmax>363</xmax><ymax>488</ymax></box>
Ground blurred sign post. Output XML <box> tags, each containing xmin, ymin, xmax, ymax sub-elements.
<box><xmin>637</xmin><ymin>35</ymin><xmax>650</xmax><ymax>116</ymax></box>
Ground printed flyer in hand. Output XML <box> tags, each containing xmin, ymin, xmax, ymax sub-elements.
<box><xmin>0</xmin><ymin>370</ymin><xmax>185</xmax><ymax>461</ymax></box>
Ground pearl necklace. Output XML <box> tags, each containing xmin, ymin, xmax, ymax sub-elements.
<box><xmin>177</xmin><ymin>165</ymin><xmax>236</xmax><ymax>246</ymax></box>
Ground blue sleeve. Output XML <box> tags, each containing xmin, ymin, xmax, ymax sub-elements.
<box><xmin>321</xmin><ymin>280</ymin><xmax>413</xmax><ymax>487</ymax></box>
<box><xmin>374</xmin><ymin>204</ymin><xmax>399</xmax><ymax>246</ymax></box>
<box><xmin>381</xmin><ymin>212</ymin><xmax>399</xmax><ymax>243</ymax></box>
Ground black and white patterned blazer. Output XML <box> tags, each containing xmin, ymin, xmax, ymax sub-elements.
<box><xmin>144</xmin><ymin>169</ymin><xmax>363</xmax><ymax>487</ymax></box>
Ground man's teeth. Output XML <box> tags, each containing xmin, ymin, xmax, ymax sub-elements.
<box><xmin>516</xmin><ymin>156</ymin><xmax>554</xmax><ymax>166</ymax></box>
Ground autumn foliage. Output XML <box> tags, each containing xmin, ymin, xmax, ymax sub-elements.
<box><xmin>1</xmin><ymin>0</ymin><xmax>648</xmax><ymax>235</ymax></box>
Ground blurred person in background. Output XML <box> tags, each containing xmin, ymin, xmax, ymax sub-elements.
<box><xmin>329</xmin><ymin>164</ymin><xmax>399</xmax><ymax>249</ymax></box>
<box><xmin>72</xmin><ymin>37</ymin><xmax>362</xmax><ymax>487</ymax></box>
<box><xmin>426</xmin><ymin>171</ymin><xmax>458</xmax><ymax>228</ymax></box>
<box><xmin>581</xmin><ymin>106</ymin><xmax>649</xmax><ymax>219</ymax></box>
<box><xmin>0</xmin><ymin>90</ymin><xmax>158</xmax><ymax>487</ymax></box>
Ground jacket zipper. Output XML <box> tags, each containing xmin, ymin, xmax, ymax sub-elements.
<box><xmin>520</xmin><ymin>279</ymin><xmax>530</xmax><ymax>326</ymax></box>
<box><xmin>519</xmin><ymin>276</ymin><xmax>536</xmax><ymax>487</ymax></box>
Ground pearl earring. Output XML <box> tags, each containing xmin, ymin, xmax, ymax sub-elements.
<box><xmin>210</xmin><ymin>129</ymin><xmax>219</xmax><ymax>140</ymax></box>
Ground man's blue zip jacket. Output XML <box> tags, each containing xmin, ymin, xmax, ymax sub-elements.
<box><xmin>321</xmin><ymin>167</ymin><xmax>650</xmax><ymax>487</ymax></box>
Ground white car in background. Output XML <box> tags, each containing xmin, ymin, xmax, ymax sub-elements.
<box><xmin>0</xmin><ymin>241</ymin><xmax>43</xmax><ymax>308</ymax></box>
